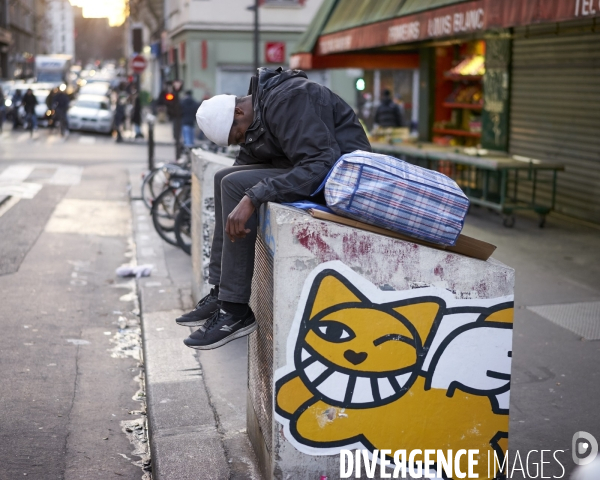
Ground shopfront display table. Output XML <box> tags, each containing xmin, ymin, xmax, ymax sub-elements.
<box><xmin>371</xmin><ymin>142</ymin><xmax>565</xmax><ymax>227</ymax></box>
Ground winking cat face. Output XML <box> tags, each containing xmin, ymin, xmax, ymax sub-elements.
<box><xmin>294</xmin><ymin>271</ymin><xmax>442</xmax><ymax>409</ymax></box>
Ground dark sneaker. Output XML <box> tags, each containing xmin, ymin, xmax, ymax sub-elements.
<box><xmin>175</xmin><ymin>287</ymin><xmax>219</xmax><ymax>327</ymax></box>
<box><xmin>183</xmin><ymin>307</ymin><xmax>257</xmax><ymax>350</ymax></box>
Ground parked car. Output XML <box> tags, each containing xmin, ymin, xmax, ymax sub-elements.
<box><xmin>3</xmin><ymin>82</ymin><xmax>56</xmax><ymax>125</ymax></box>
<box><xmin>67</xmin><ymin>94</ymin><xmax>113</xmax><ymax>134</ymax></box>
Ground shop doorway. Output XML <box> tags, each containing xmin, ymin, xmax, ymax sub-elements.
<box><xmin>216</xmin><ymin>66</ymin><xmax>255</xmax><ymax>96</ymax></box>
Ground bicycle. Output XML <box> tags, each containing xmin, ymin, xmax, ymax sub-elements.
<box><xmin>142</xmin><ymin>162</ymin><xmax>190</xmax><ymax>210</ymax></box>
<box><xmin>174</xmin><ymin>199</ymin><xmax>192</xmax><ymax>255</ymax></box>
<box><xmin>150</xmin><ymin>173</ymin><xmax>191</xmax><ymax>247</ymax></box>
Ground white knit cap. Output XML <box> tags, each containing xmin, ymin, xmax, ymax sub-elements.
<box><xmin>195</xmin><ymin>94</ymin><xmax>236</xmax><ymax>147</ymax></box>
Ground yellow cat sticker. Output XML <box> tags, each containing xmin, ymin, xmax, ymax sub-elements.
<box><xmin>274</xmin><ymin>261</ymin><xmax>513</xmax><ymax>478</ymax></box>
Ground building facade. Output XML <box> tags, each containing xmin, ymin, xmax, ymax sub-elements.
<box><xmin>1</xmin><ymin>0</ymin><xmax>49</xmax><ymax>79</ymax></box>
<box><xmin>46</xmin><ymin>0</ymin><xmax>74</xmax><ymax>56</ymax></box>
<box><xmin>158</xmin><ymin>0</ymin><xmax>355</xmax><ymax>105</ymax></box>
<box><xmin>73</xmin><ymin>6</ymin><xmax>124</xmax><ymax>66</ymax></box>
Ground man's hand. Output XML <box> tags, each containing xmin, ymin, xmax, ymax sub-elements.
<box><xmin>225</xmin><ymin>195</ymin><xmax>256</xmax><ymax>242</ymax></box>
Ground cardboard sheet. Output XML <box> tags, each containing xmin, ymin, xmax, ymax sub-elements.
<box><xmin>308</xmin><ymin>209</ymin><xmax>496</xmax><ymax>261</ymax></box>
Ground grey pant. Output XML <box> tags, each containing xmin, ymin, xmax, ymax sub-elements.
<box><xmin>208</xmin><ymin>164</ymin><xmax>290</xmax><ymax>303</ymax></box>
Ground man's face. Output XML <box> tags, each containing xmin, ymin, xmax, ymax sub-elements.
<box><xmin>227</xmin><ymin>102</ymin><xmax>253</xmax><ymax>146</ymax></box>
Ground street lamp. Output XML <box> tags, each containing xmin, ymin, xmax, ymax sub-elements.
<box><xmin>246</xmin><ymin>0</ymin><xmax>260</xmax><ymax>73</ymax></box>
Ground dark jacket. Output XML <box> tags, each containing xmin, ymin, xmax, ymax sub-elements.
<box><xmin>181</xmin><ymin>96</ymin><xmax>200</xmax><ymax>126</ymax></box>
<box><xmin>237</xmin><ymin>68</ymin><xmax>371</xmax><ymax>207</ymax></box>
<box><xmin>131</xmin><ymin>96</ymin><xmax>142</xmax><ymax>125</ymax></box>
<box><xmin>114</xmin><ymin>102</ymin><xmax>126</xmax><ymax>125</ymax></box>
<box><xmin>374</xmin><ymin>98</ymin><xmax>403</xmax><ymax>127</ymax></box>
<box><xmin>53</xmin><ymin>91</ymin><xmax>69</xmax><ymax>111</ymax></box>
<box><xmin>23</xmin><ymin>92</ymin><xmax>38</xmax><ymax>114</ymax></box>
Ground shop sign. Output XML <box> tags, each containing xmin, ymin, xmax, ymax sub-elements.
<box><xmin>485</xmin><ymin>0</ymin><xmax>600</xmax><ymax>27</ymax></box>
<box><xmin>265</xmin><ymin>42</ymin><xmax>286</xmax><ymax>63</ymax></box>
<box><xmin>180</xmin><ymin>41</ymin><xmax>186</xmax><ymax>63</ymax></box>
<box><xmin>161</xmin><ymin>31</ymin><xmax>169</xmax><ymax>55</ymax></box>
<box><xmin>314</xmin><ymin>0</ymin><xmax>600</xmax><ymax>56</ymax></box>
<box><xmin>317</xmin><ymin>0</ymin><xmax>485</xmax><ymax>55</ymax></box>
<box><xmin>427</xmin><ymin>8</ymin><xmax>484</xmax><ymax>37</ymax></box>
<box><xmin>574</xmin><ymin>0</ymin><xmax>600</xmax><ymax>16</ymax></box>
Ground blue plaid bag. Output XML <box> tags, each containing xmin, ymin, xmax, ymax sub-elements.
<box><xmin>318</xmin><ymin>150</ymin><xmax>469</xmax><ymax>246</ymax></box>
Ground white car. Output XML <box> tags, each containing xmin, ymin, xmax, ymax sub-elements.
<box><xmin>67</xmin><ymin>94</ymin><xmax>113</xmax><ymax>134</ymax></box>
<box><xmin>34</xmin><ymin>90</ymin><xmax>51</xmax><ymax>123</ymax></box>
<box><xmin>78</xmin><ymin>81</ymin><xmax>111</xmax><ymax>97</ymax></box>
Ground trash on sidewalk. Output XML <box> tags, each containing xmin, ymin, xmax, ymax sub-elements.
<box><xmin>116</xmin><ymin>264</ymin><xmax>154</xmax><ymax>278</ymax></box>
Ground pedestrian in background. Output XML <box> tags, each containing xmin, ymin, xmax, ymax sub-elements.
<box><xmin>114</xmin><ymin>96</ymin><xmax>126</xmax><ymax>143</ymax></box>
<box><xmin>131</xmin><ymin>91</ymin><xmax>144</xmax><ymax>139</ymax></box>
<box><xmin>374</xmin><ymin>89</ymin><xmax>403</xmax><ymax>128</ymax></box>
<box><xmin>0</xmin><ymin>87</ymin><xmax>5</xmax><ymax>132</ymax></box>
<box><xmin>53</xmin><ymin>86</ymin><xmax>70</xmax><ymax>137</ymax></box>
<box><xmin>46</xmin><ymin>88</ymin><xmax>57</xmax><ymax>130</ymax></box>
<box><xmin>22</xmin><ymin>89</ymin><xmax>38</xmax><ymax>131</ymax></box>
<box><xmin>11</xmin><ymin>89</ymin><xmax>23</xmax><ymax>130</ymax></box>
<box><xmin>180</xmin><ymin>90</ymin><xmax>200</xmax><ymax>148</ymax></box>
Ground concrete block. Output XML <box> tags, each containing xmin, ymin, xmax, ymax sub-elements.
<box><xmin>190</xmin><ymin>150</ymin><xmax>233</xmax><ymax>302</ymax></box>
<box><xmin>248</xmin><ymin>203</ymin><xmax>515</xmax><ymax>480</ymax></box>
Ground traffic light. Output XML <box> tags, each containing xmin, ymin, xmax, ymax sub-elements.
<box><xmin>132</xmin><ymin>28</ymin><xmax>143</xmax><ymax>54</ymax></box>
<box><xmin>165</xmin><ymin>93</ymin><xmax>174</xmax><ymax>101</ymax></box>
<box><xmin>355</xmin><ymin>78</ymin><xmax>366</xmax><ymax>91</ymax></box>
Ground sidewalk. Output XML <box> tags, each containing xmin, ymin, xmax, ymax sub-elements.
<box><xmin>128</xmin><ymin>165</ymin><xmax>261</xmax><ymax>480</ymax></box>
<box><xmin>122</xmin><ymin>120</ymin><xmax>176</xmax><ymax>146</ymax></box>
<box><xmin>129</xmin><ymin>153</ymin><xmax>600</xmax><ymax>479</ymax></box>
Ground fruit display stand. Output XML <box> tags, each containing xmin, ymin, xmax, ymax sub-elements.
<box><xmin>433</xmin><ymin>47</ymin><xmax>485</xmax><ymax>147</ymax></box>
<box><xmin>371</xmin><ymin>142</ymin><xmax>564</xmax><ymax>228</ymax></box>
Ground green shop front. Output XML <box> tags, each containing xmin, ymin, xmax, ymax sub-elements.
<box><xmin>292</xmin><ymin>0</ymin><xmax>600</xmax><ymax>224</ymax></box>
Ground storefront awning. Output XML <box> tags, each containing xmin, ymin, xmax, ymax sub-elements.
<box><xmin>291</xmin><ymin>0</ymin><xmax>600</xmax><ymax>69</ymax></box>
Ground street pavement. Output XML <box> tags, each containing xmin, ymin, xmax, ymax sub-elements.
<box><xmin>1</xmin><ymin>126</ymin><xmax>599</xmax><ymax>479</ymax></box>
<box><xmin>0</xmin><ymin>128</ymin><xmax>173</xmax><ymax>479</ymax></box>
<box><xmin>462</xmin><ymin>208</ymin><xmax>600</xmax><ymax>478</ymax></box>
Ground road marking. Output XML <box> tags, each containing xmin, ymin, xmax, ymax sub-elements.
<box><xmin>0</xmin><ymin>196</ymin><xmax>20</xmax><ymax>218</ymax></box>
<box><xmin>16</xmin><ymin>133</ymin><xmax>30</xmax><ymax>143</ymax></box>
<box><xmin>45</xmin><ymin>199</ymin><xmax>131</xmax><ymax>237</ymax></box>
<box><xmin>47</xmin><ymin>166</ymin><xmax>83</xmax><ymax>186</ymax></box>
<box><xmin>46</xmin><ymin>134</ymin><xmax>66</xmax><ymax>144</ymax></box>
<box><xmin>0</xmin><ymin>182</ymin><xmax>43</xmax><ymax>199</ymax></box>
<box><xmin>0</xmin><ymin>165</ymin><xmax>35</xmax><ymax>182</ymax></box>
<box><xmin>78</xmin><ymin>136</ymin><xmax>96</xmax><ymax>145</ymax></box>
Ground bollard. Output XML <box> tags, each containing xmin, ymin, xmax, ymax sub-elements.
<box><xmin>146</xmin><ymin>113</ymin><xmax>156</xmax><ymax>171</ymax></box>
<box><xmin>247</xmin><ymin>203</ymin><xmax>515</xmax><ymax>480</ymax></box>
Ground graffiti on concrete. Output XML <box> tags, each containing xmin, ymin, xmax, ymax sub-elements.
<box><xmin>260</xmin><ymin>206</ymin><xmax>276</xmax><ymax>256</ymax></box>
<box><xmin>275</xmin><ymin>261</ymin><xmax>513</xmax><ymax>476</ymax></box>
<box><xmin>202</xmin><ymin>196</ymin><xmax>215</xmax><ymax>283</ymax></box>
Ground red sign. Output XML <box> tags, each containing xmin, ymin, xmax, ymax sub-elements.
<box><xmin>131</xmin><ymin>55</ymin><xmax>147</xmax><ymax>73</ymax></box>
<box><xmin>265</xmin><ymin>42</ymin><xmax>285</xmax><ymax>64</ymax></box>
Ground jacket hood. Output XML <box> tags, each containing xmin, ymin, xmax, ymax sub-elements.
<box><xmin>245</xmin><ymin>67</ymin><xmax>308</xmax><ymax>144</ymax></box>
<box><xmin>256</xmin><ymin>67</ymin><xmax>307</xmax><ymax>100</ymax></box>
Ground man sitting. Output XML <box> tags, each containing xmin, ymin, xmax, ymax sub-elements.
<box><xmin>177</xmin><ymin>67</ymin><xmax>371</xmax><ymax>350</ymax></box>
